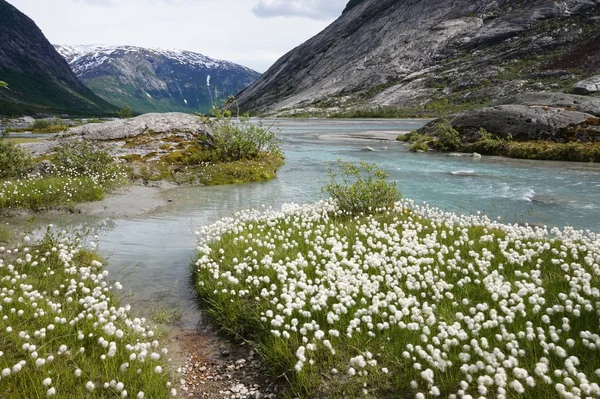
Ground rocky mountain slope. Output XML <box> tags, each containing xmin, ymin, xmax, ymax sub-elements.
<box><xmin>54</xmin><ymin>45</ymin><xmax>261</xmax><ymax>114</ymax></box>
<box><xmin>0</xmin><ymin>1</ymin><xmax>116</xmax><ymax>116</ymax></box>
<box><xmin>237</xmin><ymin>0</ymin><xmax>600</xmax><ymax>116</ymax></box>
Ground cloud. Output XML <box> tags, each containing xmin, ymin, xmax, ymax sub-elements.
<box><xmin>74</xmin><ymin>0</ymin><xmax>117</xmax><ymax>6</ymax></box>
<box><xmin>252</xmin><ymin>0</ymin><xmax>346</xmax><ymax>20</ymax></box>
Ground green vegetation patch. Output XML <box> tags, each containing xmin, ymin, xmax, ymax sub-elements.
<box><xmin>0</xmin><ymin>140</ymin><xmax>127</xmax><ymax>212</ymax></box>
<box><xmin>0</xmin><ymin>231</ymin><xmax>176</xmax><ymax>398</ymax></box>
<box><xmin>402</xmin><ymin>121</ymin><xmax>600</xmax><ymax>162</ymax></box>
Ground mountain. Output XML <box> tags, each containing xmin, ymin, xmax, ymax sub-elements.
<box><xmin>0</xmin><ymin>1</ymin><xmax>116</xmax><ymax>116</ymax></box>
<box><xmin>236</xmin><ymin>0</ymin><xmax>600</xmax><ymax>116</ymax></box>
<box><xmin>54</xmin><ymin>45</ymin><xmax>261</xmax><ymax>114</ymax></box>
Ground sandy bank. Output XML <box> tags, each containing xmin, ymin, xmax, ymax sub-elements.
<box><xmin>318</xmin><ymin>130</ymin><xmax>408</xmax><ymax>142</ymax></box>
<box><xmin>75</xmin><ymin>183</ymin><xmax>177</xmax><ymax>219</ymax></box>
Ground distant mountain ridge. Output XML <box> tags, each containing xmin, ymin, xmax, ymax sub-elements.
<box><xmin>54</xmin><ymin>44</ymin><xmax>261</xmax><ymax>114</ymax></box>
<box><xmin>236</xmin><ymin>0</ymin><xmax>600</xmax><ymax>116</ymax></box>
<box><xmin>0</xmin><ymin>1</ymin><xmax>116</xmax><ymax>116</ymax></box>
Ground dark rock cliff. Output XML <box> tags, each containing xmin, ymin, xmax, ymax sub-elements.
<box><xmin>0</xmin><ymin>1</ymin><xmax>116</xmax><ymax>116</ymax></box>
<box><xmin>236</xmin><ymin>0</ymin><xmax>600</xmax><ymax>115</ymax></box>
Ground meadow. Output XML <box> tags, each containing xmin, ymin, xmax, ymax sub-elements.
<box><xmin>193</xmin><ymin>198</ymin><xmax>600</xmax><ymax>398</ymax></box>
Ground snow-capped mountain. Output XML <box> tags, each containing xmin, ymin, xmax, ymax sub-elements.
<box><xmin>53</xmin><ymin>44</ymin><xmax>261</xmax><ymax>114</ymax></box>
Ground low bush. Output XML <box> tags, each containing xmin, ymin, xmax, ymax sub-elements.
<box><xmin>117</xmin><ymin>106</ymin><xmax>133</xmax><ymax>119</ymax></box>
<box><xmin>198</xmin><ymin>114</ymin><xmax>282</xmax><ymax>162</ymax></box>
<box><xmin>52</xmin><ymin>141</ymin><xmax>125</xmax><ymax>188</ymax></box>
<box><xmin>0</xmin><ymin>139</ymin><xmax>33</xmax><ymax>178</ymax></box>
<box><xmin>323</xmin><ymin>160</ymin><xmax>401</xmax><ymax>215</ymax></box>
<box><xmin>431</xmin><ymin>120</ymin><xmax>461</xmax><ymax>151</ymax></box>
<box><xmin>407</xmin><ymin>133</ymin><xmax>432</xmax><ymax>152</ymax></box>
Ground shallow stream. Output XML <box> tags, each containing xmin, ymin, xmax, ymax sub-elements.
<box><xmin>12</xmin><ymin>119</ymin><xmax>600</xmax><ymax>328</ymax></box>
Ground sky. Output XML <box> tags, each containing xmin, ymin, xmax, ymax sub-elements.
<box><xmin>8</xmin><ymin>0</ymin><xmax>348</xmax><ymax>72</ymax></box>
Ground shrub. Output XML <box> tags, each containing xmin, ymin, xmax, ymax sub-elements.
<box><xmin>432</xmin><ymin>120</ymin><xmax>461</xmax><ymax>151</ymax></box>
<box><xmin>407</xmin><ymin>133</ymin><xmax>432</xmax><ymax>152</ymax></box>
<box><xmin>30</xmin><ymin>118</ymin><xmax>68</xmax><ymax>133</ymax></box>
<box><xmin>198</xmin><ymin>113</ymin><xmax>282</xmax><ymax>162</ymax></box>
<box><xmin>323</xmin><ymin>160</ymin><xmax>401</xmax><ymax>215</ymax></box>
<box><xmin>117</xmin><ymin>106</ymin><xmax>133</xmax><ymax>119</ymax></box>
<box><xmin>0</xmin><ymin>139</ymin><xmax>33</xmax><ymax>178</ymax></box>
<box><xmin>52</xmin><ymin>141</ymin><xmax>124</xmax><ymax>187</ymax></box>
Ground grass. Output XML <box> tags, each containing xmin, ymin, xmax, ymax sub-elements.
<box><xmin>0</xmin><ymin>224</ymin><xmax>12</xmax><ymax>243</ymax></box>
<box><xmin>170</xmin><ymin>154</ymin><xmax>285</xmax><ymax>186</ymax></box>
<box><xmin>193</xmin><ymin>199</ymin><xmax>600</xmax><ymax>398</ymax></box>
<box><xmin>402</xmin><ymin>123</ymin><xmax>600</xmax><ymax>162</ymax></box>
<box><xmin>0</xmin><ymin>231</ymin><xmax>176</xmax><ymax>398</ymax></box>
<box><xmin>0</xmin><ymin>176</ymin><xmax>106</xmax><ymax>211</ymax></box>
<box><xmin>462</xmin><ymin>140</ymin><xmax>600</xmax><ymax>162</ymax></box>
<box><xmin>5</xmin><ymin>138</ymin><xmax>39</xmax><ymax>144</ymax></box>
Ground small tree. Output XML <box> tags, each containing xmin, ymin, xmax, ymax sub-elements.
<box><xmin>323</xmin><ymin>160</ymin><xmax>401</xmax><ymax>215</ymax></box>
<box><xmin>117</xmin><ymin>106</ymin><xmax>133</xmax><ymax>119</ymax></box>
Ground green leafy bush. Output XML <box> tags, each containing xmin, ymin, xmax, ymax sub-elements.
<box><xmin>433</xmin><ymin>120</ymin><xmax>462</xmax><ymax>151</ymax></box>
<box><xmin>0</xmin><ymin>139</ymin><xmax>33</xmax><ymax>178</ymax></box>
<box><xmin>323</xmin><ymin>160</ymin><xmax>401</xmax><ymax>215</ymax></box>
<box><xmin>198</xmin><ymin>114</ymin><xmax>282</xmax><ymax>162</ymax></box>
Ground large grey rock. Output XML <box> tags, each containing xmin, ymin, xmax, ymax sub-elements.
<box><xmin>421</xmin><ymin>105</ymin><xmax>596</xmax><ymax>142</ymax></box>
<box><xmin>63</xmin><ymin>113</ymin><xmax>212</xmax><ymax>141</ymax></box>
<box><xmin>573</xmin><ymin>76</ymin><xmax>600</xmax><ymax>95</ymax></box>
<box><xmin>22</xmin><ymin>113</ymin><xmax>213</xmax><ymax>159</ymax></box>
<box><xmin>497</xmin><ymin>92</ymin><xmax>600</xmax><ymax>117</ymax></box>
<box><xmin>235</xmin><ymin>0</ymin><xmax>600</xmax><ymax>115</ymax></box>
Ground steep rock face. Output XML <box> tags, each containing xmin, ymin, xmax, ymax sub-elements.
<box><xmin>54</xmin><ymin>45</ymin><xmax>261</xmax><ymax>114</ymax></box>
<box><xmin>237</xmin><ymin>0</ymin><xmax>600</xmax><ymax>115</ymax></box>
<box><xmin>0</xmin><ymin>1</ymin><xmax>116</xmax><ymax>116</ymax></box>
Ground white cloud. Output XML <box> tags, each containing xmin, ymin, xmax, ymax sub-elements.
<box><xmin>252</xmin><ymin>0</ymin><xmax>346</xmax><ymax>20</ymax></box>
<box><xmin>74</xmin><ymin>0</ymin><xmax>116</xmax><ymax>6</ymax></box>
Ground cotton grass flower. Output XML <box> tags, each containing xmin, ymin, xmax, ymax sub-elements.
<box><xmin>194</xmin><ymin>198</ymin><xmax>600</xmax><ymax>398</ymax></box>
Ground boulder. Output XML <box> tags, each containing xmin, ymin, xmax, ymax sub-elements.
<box><xmin>573</xmin><ymin>75</ymin><xmax>600</xmax><ymax>95</ymax></box>
<box><xmin>420</xmin><ymin>105</ymin><xmax>597</xmax><ymax>142</ymax></box>
<box><xmin>497</xmin><ymin>92</ymin><xmax>600</xmax><ymax>117</ymax></box>
<box><xmin>63</xmin><ymin>112</ymin><xmax>212</xmax><ymax>141</ymax></box>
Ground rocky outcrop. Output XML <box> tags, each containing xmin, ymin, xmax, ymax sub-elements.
<box><xmin>496</xmin><ymin>92</ymin><xmax>600</xmax><ymax>117</ymax></box>
<box><xmin>423</xmin><ymin>105</ymin><xmax>597</xmax><ymax>142</ymax></box>
<box><xmin>0</xmin><ymin>1</ymin><xmax>116</xmax><ymax>116</ymax></box>
<box><xmin>63</xmin><ymin>113</ymin><xmax>212</xmax><ymax>141</ymax></box>
<box><xmin>236</xmin><ymin>0</ymin><xmax>600</xmax><ymax>115</ymax></box>
<box><xmin>573</xmin><ymin>76</ymin><xmax>600</xmax><ymax>95</ymax></box>
<box><xmin>23</xmin><ymin>113</ymin><xmax>212</xmax><ymax>159</ymax></box>
<box><xmin>54</xmin><ymin>45</ymin><xmax>260</xmax><ymax>115</ymax></box>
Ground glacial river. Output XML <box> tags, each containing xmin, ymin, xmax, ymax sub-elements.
<box><xmin>16</xmin><ymin>119</ymin><xmax>600</xmax><ymax>327</ymax></box>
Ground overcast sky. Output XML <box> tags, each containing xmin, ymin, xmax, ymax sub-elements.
<box><xmin>8</xmin><ymin>0</ymin><xmax>348</xmax><ymax>72</ymax></box>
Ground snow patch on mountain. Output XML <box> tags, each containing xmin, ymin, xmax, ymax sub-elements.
<box><xmin>53</xmin><ymin>44</ymin><xmax>253</xmax><ymax>76</ymax></box>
